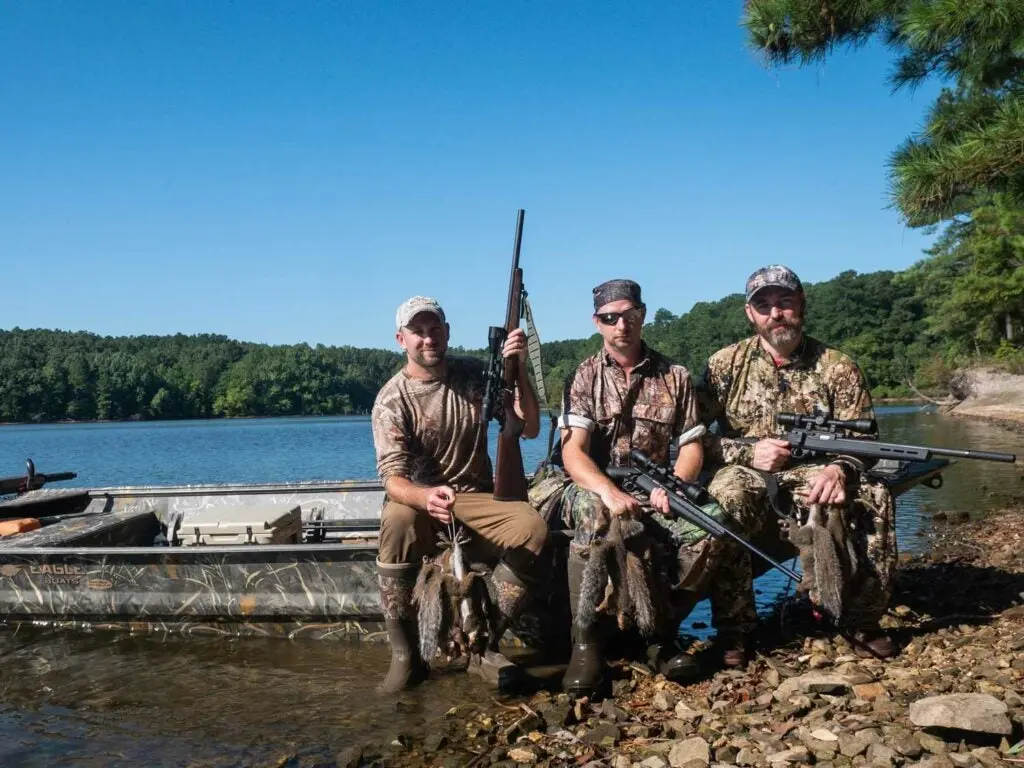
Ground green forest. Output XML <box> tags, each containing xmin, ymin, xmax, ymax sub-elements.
<box><xmin>1</xmin><ymin>253</ymin><xmax>1020</xmax><ymax>424</ymax></box>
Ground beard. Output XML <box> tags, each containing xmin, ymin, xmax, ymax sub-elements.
<box><xmin>760</xmin><ymin>318</ymin><xmax>802</xmax><ymax>348</ymax></box>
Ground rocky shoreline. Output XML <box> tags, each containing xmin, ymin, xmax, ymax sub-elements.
<box><xmin>345</xmin><ymin>505</ymin><xmax>1024</xmax><ymax>768</ymax></box>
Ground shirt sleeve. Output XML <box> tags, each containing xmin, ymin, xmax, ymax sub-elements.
<box><xmin>696</xmin><ymin>358</ymin><xmax>754</xmax><ymax>467</ymax></box>
<box><xmin>371</xmin><ymin>390</ymin><xmax>411</xmax><ymax>483</ymax></box>
<box><xmin>558</xmin><ymin>365</ymin><xmax>596</xmax><ymax>433</ymax></box>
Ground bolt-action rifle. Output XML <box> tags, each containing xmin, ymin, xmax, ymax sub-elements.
<box><xmin>481</xmin><ymin>209</ymin><xmax>529</xmax><ymax>502</ymax></box>
<box><xmin>766</xmin><ymin>412</ymin><xmax>1016</xmax><ymax>465</ymax></box>
<box><xmin>606</xmin><ymin>449</ymin><xmax>802</xmax><ymax>581</ymax></box>
<box><xmin>0</xmin><ymin>459</ymin><xmax>77</xmax><ymax>497</ymax></box>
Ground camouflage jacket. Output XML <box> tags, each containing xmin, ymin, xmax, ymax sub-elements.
<box><xmin>371</xmin><ymin>356</ymin><xmax>494</xmax><ymax>493</ymax></box>
<box><xmin>560</xmin><ymin>343</ymin><xmax>701</xmax><ymax>469</ymax></box>
<box><xmin>697</xmin><ymin>335</ymin><xmax>875</xmax><ymax>471</ymax></box>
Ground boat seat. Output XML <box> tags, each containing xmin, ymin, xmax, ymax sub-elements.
<box><xmin>0</xmin><ymin>488</ymin><xmax>92</xmax><ymax>519</ymax></box>
<box><xmin>0</xmin><ymin>506</ymin><xmax>160</xmax><ymax>549</ymax></box>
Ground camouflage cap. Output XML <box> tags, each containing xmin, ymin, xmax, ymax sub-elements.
<box><xmin>395</xmin><ymin>296</ymin><xmax>446</xmax><ymax>330</ymax></box>
<box><xmin>745</xmin><ymin>265</ymin><xmax>803</xmax><ymax>301</ymax></box>
<box><xmin>592</xmin><ymin>279</ymin><xmax>643</xmax><ymax>312</ymax></box>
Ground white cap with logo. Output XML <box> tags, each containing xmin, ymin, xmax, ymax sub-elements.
<box><xmin>395</xmin><ymin>296</ymin><xmax>446</xmax><ymax>330</ymax></box>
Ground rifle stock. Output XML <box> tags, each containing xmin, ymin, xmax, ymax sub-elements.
<box><xmin>490</xmin><ymin>209</ymin><xmax>529</xmax><ymax>502</ymax></box>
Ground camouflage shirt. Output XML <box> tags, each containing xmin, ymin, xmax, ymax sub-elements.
<box><xmin>697</xmin><ymin>335</ymin><xmax>874</xmax><ymax>469</ymax></box>
<box><xmin>371</xmin><ymin>356</ymin><xmax>493</xmax><ymax>493</ymax></box>
<box><xmin>560</xmin><ymin>344</ymin><xmax>701</xmax><ymax>469</ymax></box>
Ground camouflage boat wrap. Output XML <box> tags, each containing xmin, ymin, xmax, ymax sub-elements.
<box><xmin>0</xmin><ymin>480</ymin><xmax>389</xmax><ymax>642</ymax></box>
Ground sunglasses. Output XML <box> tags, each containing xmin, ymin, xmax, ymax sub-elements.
<box><xmin>595</xmin><ymin>307</ymin><xmax>642</xmax><ymax>326</ymax></box>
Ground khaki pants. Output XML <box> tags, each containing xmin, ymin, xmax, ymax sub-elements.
<box><xmin>378</xmin><ymin>492</ymin><xmax>548</xmax><ymax>566</ymax></box>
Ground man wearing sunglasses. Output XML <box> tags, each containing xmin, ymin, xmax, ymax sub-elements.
<box><xmin>371</xmin><ymin>296</ymin><xmax>547</xmax><ymax>693</ymax></box>
<box><xmin>697</xmin><ymin>265</ymin><xmax>897</xmax><ymax>667</ymax></box>
<box><xmin>555</xmin><ymin>278</ymin><xmax>717</xmax><ymax>696</ymax></box>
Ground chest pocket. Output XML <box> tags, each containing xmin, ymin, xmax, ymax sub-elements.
<box><xmin>629</xmin><ymin>403</ymin><xmax>677</xmax><ymax>464</ymax></box>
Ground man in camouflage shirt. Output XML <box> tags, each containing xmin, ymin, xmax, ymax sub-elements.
<box><xmin>697</xmin><ymin>265</ymin><xmax>896</xmax><ymax>666</ymax></box>
<box><xmin>556</xmin><ymin>278</ymin><xmax>720</xmax><ymax>696</ymax></box>
<box><xmin>371</xmin><ymin>296</ymin><xmax>547</xmax><ymax>693</ymax></box>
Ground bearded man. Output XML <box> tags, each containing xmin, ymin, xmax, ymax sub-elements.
<box><xmin>697</xmin><ymin>265</ymin><xmax>897</xmax><ymax>666</ymax></box>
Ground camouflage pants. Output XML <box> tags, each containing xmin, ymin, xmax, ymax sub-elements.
<box><xmin>560</xmin><ymin>483</ymin><xmax>721</xmax><ymax>627</ymax></box>
<box><xmin>706</xmin><ymin>464</ymin><xmax>896</xmax><ymax>634</ymax></box>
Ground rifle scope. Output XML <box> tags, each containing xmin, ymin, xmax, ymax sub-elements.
<box><xmin>776</xmin><ymin>412</ymin><xmax>877</xmax><ymax>435</ymax></box>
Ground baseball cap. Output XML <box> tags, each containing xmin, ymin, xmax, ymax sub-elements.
<box><xmin>745</xmin><ymin>265</ymin><xmax>803</xmax><ymax>301</ymax></box>
<box><xmin>395</xmin><ymin>296</ymin><xmax>446</xmax><ymax>330</ymax></box>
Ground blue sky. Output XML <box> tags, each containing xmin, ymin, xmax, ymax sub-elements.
<box><xmin>0</xmin><ymin>2</ymin><xmax>941</xmax><ymax>351</ymax></box>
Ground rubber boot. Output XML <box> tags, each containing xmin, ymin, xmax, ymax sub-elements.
<box><xmin>468</xmin><ymin>557</ymin><xmax>536</xmax><ymax>690</ymax></box>
<box><xmin>562</xmin><ymin>550</ymin><xmax>605</xmax><ymax>697</ymax></box>
<box><xmin>377</xmin><ymin>560</ymin><xmax>429</xmax><ymax>694</ymax></box>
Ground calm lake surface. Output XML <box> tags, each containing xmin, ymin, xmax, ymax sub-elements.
<box><xmin>0</xmin><ymin>410</ymin><xmax>1019</xmax><ymax>766</ymax></box>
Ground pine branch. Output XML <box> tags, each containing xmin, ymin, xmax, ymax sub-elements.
<box><xmin>891</xmin><ymin>96</ymin><xmax>1024</xmax><ymax>225</ymax></box>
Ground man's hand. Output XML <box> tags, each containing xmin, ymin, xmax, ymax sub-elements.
<box><xmin>425</xmin><ymin>485</ymin><xmax>457</xmax><ymax>523</ymax></box>
<box><xmin>599</xmin><ymin>484</ymin><xmax>642</xmax><ymax>518</ymax></box>
<box><xmin>501</xmin><ymin>328</ymin><xmax>528</xmax><ymax>363</ymax></box>
<box><xmin>649</xmin><ymin>486</ymin><xmax>670</xmax><ymax>516</ymax></box>
<box><xmin>800</xmin><ymin>465</ymin><xmax>847</xmax><ymax>506</ymax></box>
<box><xmin>752</xmin><ymin>438</ymin><xmax>792</xmax><ymax>472</ymax></box>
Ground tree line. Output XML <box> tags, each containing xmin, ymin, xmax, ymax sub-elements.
<box><xmin>2</xmin><ymin>251</ymin><xmax>1019</xmax><ymax>424</ymax></box>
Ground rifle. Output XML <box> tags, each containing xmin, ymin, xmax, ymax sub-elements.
<box><xmin>0</xmin><ymin>459</ymin><xmax>77</xmax><ymax>497</ymax></box>
<box><xmin>767</xmin><ymin>412</ymin><xmax>1016</xmax><ymax>465</ymax></box>
<box><xmin>606</xmin><ymin>448</ymin><xmax>802</xmax><ymax>581</ymax></box>
<box><xmin>482</xmin><ymin>209</ymin><xmax>529</xmax><ymax>502</ymax></box>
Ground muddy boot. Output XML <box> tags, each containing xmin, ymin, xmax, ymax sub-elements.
<box><xmin>562</xmin><ymin>550</ymin><xmax>605</xmax><ymax>697</ymax></box>
<box><xmin>469</xmin><ymin>553</ymin><xmax>540</xmax><ymax>690</ymax></box>
<box><xmin>377</xmin><ymin>560</ymin><xmax>429</xmax><ymax>694</ymax></box>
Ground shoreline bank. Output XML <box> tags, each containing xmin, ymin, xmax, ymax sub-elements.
<box><xmin>355</xmin><ymin>504</ymin><xmax>1024</xmax><ymax>768</ymax></box>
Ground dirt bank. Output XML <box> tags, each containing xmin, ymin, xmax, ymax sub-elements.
<box><xmin>948</xmin><ymin>370</ymin><xmax>1024</xmax><ymax>430</ymax></box>
<box><xmin>349</xmin><ymin>503</ymin><xmax>1024</xmax><ymax>768</ymax></box>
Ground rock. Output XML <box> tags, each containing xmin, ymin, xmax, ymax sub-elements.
<box><xmin>774</xmin><ymin>672</ymin><xmax>851</xmax><ymax>701</ymax></box>
<box><xmin>641</xmin><ymin>758</ymin><xmax>669</xmax><ymax>768</ymax></box>
<box><xmin>612</xmin><ymin>678</ymin><xmax>635</xmax><ymax>697</ymax></box>
<box><xmin>838</xmin><ymin>730</ymin><xmax>879</xmax><ymax>758</ymax></box>
<box><xmin>810</xmin><ymin>729</ymin><xmax>839</xmax><ymax>742</ymax></box>
<box><xmin>601</xmin><ymin>700</ymin><xmax>630</xmax><ymax>722</ymax></box>
<box><xmin>736</xmin><ymin>747</ymin><xmax>760</xmax><ymax>766</ymax></box>
<box><xmin>947</xmin><ymin>754</ymin><xmax>977</xmax><ymax>767</ymax></box>
<box><xmin>507</xmin><ymin>746</ymin><xmax>539</xmax><ymax>763</ymax></box>
<box><xmin>809</xmin><ymin>654</ymin><xmax>831</xmax><ymax>669</ymax></box>
<box><xmin>336</xmin><ymin>746</ymin><xmax>363</xmax><ymax>768</ymax></box>
<box><xmin>835</xmin><ymin>662</ymin><xmax>875</xmax><ymax>685</ymax></box>
<box><xmin>892</xmin><ymin>733</ymin><xmax>923</xmax><ymax>758</ymax></box>
<box><xmin>611</xmin><ymin>756</ymin><xmax>632</xmax><ymax>768</ymax></box>
<box><xmin>674</xmin><ymin>702</ymin><xmax>704</xmax><ymax>723</ymax></box>
<box><xmin>654</xmin><ymin>690</ymin><xmax>679</xmax><ymax>712</ymax></box>
<box><xmin>715</xmin><ymin>744</ymin><xmax>740</xmax><ymax>763</ymax></box>
<box><xmin>767</xmin><ymin>746</ymin><xmax>811</xmax><ymax>764</ymax></box>
<box><xmin>503</xmin><ymin>712</ymin><xmax>544</xmax><ymax>744</ymax></box>
<box><xmin>852</xmin><ymin>682</ymin><xmax>886</xmax><ymax>701</ymax></box>
<box><xmin>669</xmin><ymin>737</ymin><xmax>711</xmax><ymax>767</ymax></box>
<box><xmin>664</xmin><ymin>719</ymin><xmax>693</xmax><ymax>738</ymax></box>
<box><xmin>918</xmin><ymin>757</ymin><xmax>956</xmax><ymax>768</ymax></box>
<box><xmin>582</xmin><ymin>722</ymin><xmax>621</xmax><ymax>748</ymax></box>
<box><xmin>765</xmin><ymin>668</ymin><xmax>781</xmax><ymax>687</ymax></box>
<box><xmin>424</xmin><ymin>732</ymin><xmax>448</xmax><ymax>752</ymax></box>
<box><xmin>908</xmin><ymin>694</ymin><xmax>1013</xmax><ymax>735</ymax></box>
<box><xmin>919</xmin><ymin>733</ymin><xmax>949</xmax><ymax>754</ymax></box>
<box><xmin>866</xmin><ymin>743</ymin><xmax>896</xmax><ymax>767</ymax></box>
<box><xmin>970</xmin><ymin>747</ymin><xmax>1004</xmax><ymax>767</ymax></box>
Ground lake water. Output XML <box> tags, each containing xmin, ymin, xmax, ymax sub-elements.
<box><xmin>0</xmin><ymin>410</ymin><xmax>1019</xmax><ymax>766</ymax></box>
